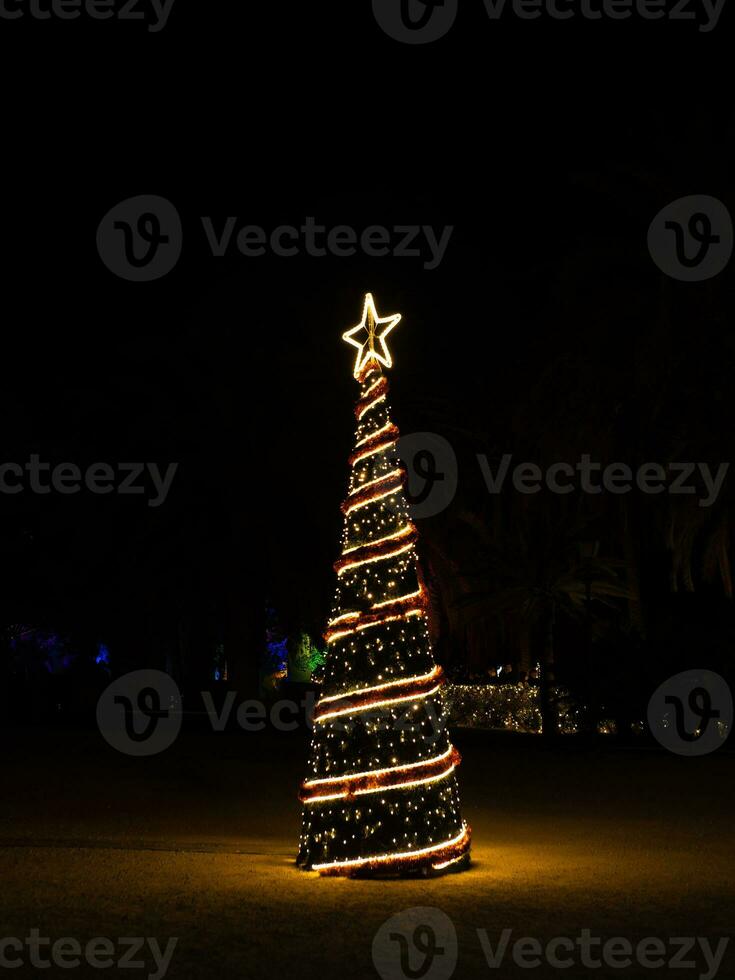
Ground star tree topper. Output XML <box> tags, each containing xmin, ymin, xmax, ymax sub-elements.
<box><xmin>342</xmin><ymin>292</ymin><xmax>402</xmax><ymax>380</ymax></box>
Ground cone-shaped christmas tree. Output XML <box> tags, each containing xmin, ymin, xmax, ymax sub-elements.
<box><xmin>297</xmin><ymin>293</ymin><xmax>471</xmax><ymax>877</ymax></box>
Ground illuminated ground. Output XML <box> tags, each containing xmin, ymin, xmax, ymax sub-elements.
<box><xmin>1</xmin><ymin>729</ymin><xmax>733</xmax><ymax>979</ymax></box>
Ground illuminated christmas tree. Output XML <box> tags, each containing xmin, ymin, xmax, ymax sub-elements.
<box><xmin>297</xmin><ymin>293</ymin><xmax>471</xmax><ymax>877</ymax></box>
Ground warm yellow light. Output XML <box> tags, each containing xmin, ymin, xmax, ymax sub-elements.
<box><xmin>304</xmin><ymin>765</ymin><xmax>457</xmax><ymax>804</ymax></box>
<box><xmin>336</xmin><ymin>539</ymin><xmax>414</xmax><ymax>576</ymax></box>
<box><xmin>432</xmin><ymin>852</ymin><xmax>468</xmax><ymax>870</ymax></box>
<box><xmin>342</xmin><ymin>479</ymin><xmax>402</xmax><ymax>516</ymax></box>
<box><xmin>304</xmin><ymin>744</ymin><xmax>452</xmax><ymax>782</ymax></box>
<box><xmin>355</xmin><ymin>420</ymin><xmax>395</xmax><ymax>448</ymax></box>
<box><xmin>341</xmin><ymin>522</ymin><xmax>414</xmax><ymax>556</ymax></box>
<box><xmin>326</xmin><ymin>610</ymin><xmax>361</xmax><ymax>629</ymax></box>
<box><xmin>342</xmin><ymin>292</ymin><xmax>401</xmax><ymax>380</ymax></box>
<box><xmin>325</xmin><ymin>607</ymin><xmax>423</xmax><ymax>644</ymax></box>
<box><xmin>318</xmin><ymin>665</ymin><xmax>441</xmax><ymax>705</ymax></box>
<box><xmin>348</xmin><ymin>434</ymin><xmax>399</xmax><ymax>467</ymax></box>
<box><xmin>363</xmin><ymin>375</ymin><xmax>384</xmax><ymax>400</ymax></box>
<box><xmin>357</xmin><ymin>393</ymin><xmax>386</xmax><ymax>420</ymax></box>
<box><xmin>312</xmin><ymin>823</ymin><xmax>470</xmax><ymax>872</ymax></box>
<box><xmin>315</xmin><ymin>682</ymin><xmax>442</xmax><ymax>722</ymax></box>
<box><xmin>371</xmin><ymin>587</ymin><xmax>423</xmax><ymax>611</ymax></box>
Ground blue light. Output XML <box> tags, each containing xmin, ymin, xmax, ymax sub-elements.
<box><xmin>265</xmin><ymin>638</ymin><xmax>289</xmax><ymax>673</ymax></box>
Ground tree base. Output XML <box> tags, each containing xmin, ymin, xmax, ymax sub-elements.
<box><xmin>297</xmin><ymin>832</ymin><xmax>471</xmax><ymax>879</ymax></box>
<box><xmin>347</xmin><ymin>851</ymin><xmax>471</xmax><ymax>879</ymax></box>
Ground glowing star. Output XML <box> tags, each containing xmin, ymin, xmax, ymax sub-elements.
<box><xmin>342</xmin><ymin>292</ymin><xmax>401</xmax><ymax>380</ymax></box>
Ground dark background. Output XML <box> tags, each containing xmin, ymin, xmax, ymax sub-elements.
<box><xmin>0</xmin><ymin>1</ymin><xmax>733</xmax><ymax>719</ymax></box>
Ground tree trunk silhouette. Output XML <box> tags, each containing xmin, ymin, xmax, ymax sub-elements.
<box><xmin>539</xmin><ymin>601</ymin><xmax>556</xmax><ymax>737</ymax></box>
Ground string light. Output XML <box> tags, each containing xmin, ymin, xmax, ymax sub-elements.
<box><xmin>341</xmin><ymin>471</ymin><xmax>404</xmax><ymax>515</ymax></box>
<box><xmin>361</xmin><ymin>375</ymin><xmax>385</xmax><ymax>402</ymax></box>
<box><xmin>335</xmin><ymin>525</ymin><xmax>417</xmax><ymax>573</ymax></box>
<box><xmin>312</xmin><ymin>823</ymin><xmax>471</xmax><ymax>876</ymax></box>
<box><xmin>325</xmin><ymin>588</ymin><xmax>426</xmax><ymax>639</ymax></box>
<box><xmin>318</xmin><ymin>666</ymin><xmax>442</xmax><ymax>706</ymax></box>
<box><xmin>347</xmin><ymin>425</ymin><xmax>399</xmax><ymax>467</ymax></box>
<box><xmin>314</xmin><ymin>668</ymin><xmax>444</xmax><ymax>722</ymax></box>
<box><xmin>314</xmin><ymin>682</ymin><xmax>444</xmax><ymax>723</ymax></box>
<box><xmin>355</xmin><ymin>378</ymin><xmax>388</xmax><ymax>419</ymax></box>
<box><xmin>324</xmin><ymin>601</ymin><xmax>425</xmax><ymax>645</ymax></box>
<box><xmin>354</xmin><ymin>419</ymin><xmax>395</xmax><ymax>449</ymax></box>
<box><xmin>304</xmin><ymin>745</ymin><xmax>453</xmax><ymax>783</ymax></box>
<box><xmin>432</xmin><ymin>852</ymin><xmax>469</xmax><ymax>871</ymax></box>
<box><xmin>371</xmin><ymin>587</ymin><xmax>424</xmax><ymax>611</ymax></box>
<box><xmin>300</xmin><ymin>746</ymin><xmax>460</xmax><ymax>803</ymax></box>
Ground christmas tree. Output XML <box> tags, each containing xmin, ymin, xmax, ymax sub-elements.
<box><xmin>297</xmin><ymin>293</ymin><xmax>471</xmax><ymax>877</ymax></box>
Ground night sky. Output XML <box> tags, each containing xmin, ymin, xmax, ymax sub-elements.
<box><xmin>0</xmin><ymin>2</ymin><xmax>733</xmax><ymax>696</ymax></box>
